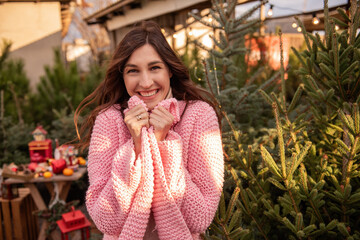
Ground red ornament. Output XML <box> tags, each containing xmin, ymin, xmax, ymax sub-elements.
<box><xmin>51</xmin><ymin>159</ymin><xmax>66</xmax><ymax>174</ymax></box>
<box><xmin>28</xmin><ymin>139</ymin><xmax>53</xmax><ymax>163</ymax></box>
<box><xmin>57</xmin><ymin>206</ymin><xmax>91</xmax><ymax>240</ymax></box>
<box><xmin>27</xmin><ymin>162</ymin><xmax>38</xmax><ymax>172</ymax></box>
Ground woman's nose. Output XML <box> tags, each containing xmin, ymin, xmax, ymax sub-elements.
<box><xmin>139</xmin><ymin>71</ymin><xmax>153</xmax><ymax>88</ymax></box>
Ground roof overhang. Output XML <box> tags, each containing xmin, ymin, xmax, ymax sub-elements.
<box><xmin>83</xmin><ymin>0</ymin><xmax>136</xmax><ymax>24</ymax></box>
<box><xmin>84</xmin><ymin>0</ymin><xmax>211</xmax><ymax>28</ymax></box>
<box><xmin>84</xmin><ymin>0</ymin><xmax>259</xmax><ymax>29</ymax></box>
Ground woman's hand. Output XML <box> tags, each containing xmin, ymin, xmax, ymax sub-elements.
<box><xmin>149</xmin><ymin>106</ymin><xmax>174</xmax><ymax>141</ymax></box>
<box><xmin>124</xmin><ymin>105</ymin><xmax>149</xmax><ymax>155</ymax></box>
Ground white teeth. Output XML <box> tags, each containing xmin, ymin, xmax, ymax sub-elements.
<box><xmin>140</xmin><ymin>90</ymin><xmax>157</xmax><ymax>97</ymax></box>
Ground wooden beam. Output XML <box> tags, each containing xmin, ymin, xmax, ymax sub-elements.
<box><xmin>83</xmin><ymin>0</ymin><xmax>136</xmax><ymax>22</ymax></box>
<box><xmin>24</xmin><ymin>183</ymin><xmax>47</xmax><ymax>210</ymax></box>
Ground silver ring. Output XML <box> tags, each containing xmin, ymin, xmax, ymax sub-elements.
<box><xmin>136</xmin><ymin>114</ymin><xmax>142</xmax><ymax>121</ymax></box>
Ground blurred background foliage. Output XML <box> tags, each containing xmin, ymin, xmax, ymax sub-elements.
<box><xmin>0</xmin><ymin>40</ymin><xmax>106</xmax><ymax>165</ymax></box>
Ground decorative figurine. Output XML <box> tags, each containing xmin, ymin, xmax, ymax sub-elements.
<box><xmin>28</xmin><ymin>126</ymin><xmax>53</xmax><ymax>163</ymax></box>
<box><xmin>54</xmin><ymin>144</ymin><xmax>78</xmax><ymax>166</ymax></box>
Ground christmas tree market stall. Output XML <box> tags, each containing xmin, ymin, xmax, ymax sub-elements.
<box><xmin>0</xmin><ymin>125</ymin><xmax>88</xmax><ymax>239</ymax></box>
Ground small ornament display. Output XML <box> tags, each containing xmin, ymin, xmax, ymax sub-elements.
<box><xmin>3</xmin><ymin>131</ymin><xmax>86</xmax><ymax>180</ymax></box>
<box><xmin>54</xmin><ymin>144</ymin><xmax>78</xmax><ymax>166</ymax></box>
<box><xmin>28</xmin><ymin>126</ymin><xmax>53</xmax><ymax>163</ymax></box>
<box><xmin>31</xmin><ymin>125</ymin><xmax>47</xmax><ymax>141</ymax></box>
<box><xmin>56</xmin><ymin>206</ymin><xmax>91</xmax><ymax>240</ymax></box>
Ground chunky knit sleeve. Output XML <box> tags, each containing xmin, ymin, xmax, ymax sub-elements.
<box><xmin>86</xmin><ymin>108</ymin><xmax>154</xmax><ymax>239</ymax></box>
<box><xmin>151</xmin><ymin>102</ymin><xmax>224</xmax><ymax>239</ymax></box>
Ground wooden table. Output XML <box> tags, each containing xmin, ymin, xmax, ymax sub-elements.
<box><xmin>4</xmin><ymin>167</ymin><xmax>87</xmax><ymax>240</ymax></box>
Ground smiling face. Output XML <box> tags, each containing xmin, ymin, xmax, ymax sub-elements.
<box><xmin>123</xmin><ymin>44</ymin><xmax>172</xmax><ymax>110</ymax></box>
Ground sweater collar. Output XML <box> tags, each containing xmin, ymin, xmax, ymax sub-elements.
<box><xmin>126</xmin><ymin>95</ymin><xmax>181</xmax><ymax>126</ymax></box>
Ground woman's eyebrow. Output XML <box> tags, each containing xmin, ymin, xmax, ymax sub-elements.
<box><xmin>148</xmin><ymin>61</ymin><xmax>164</xmax><ymax>65</ymax></box>
<box><xmin>124</xmin><ymin>63</ymin><xmax>137</xmax><ymax>68</ymax></box>
<box><xmin>124</xmin><ymin>61</ymin><xmax>165</xmax><ymax>68</ymax></box>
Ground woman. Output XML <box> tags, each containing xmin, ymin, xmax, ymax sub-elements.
<box><xmin>74</xmin><ymin>21</ymin><xmax>224</xmax><ymax>240</ymax></box>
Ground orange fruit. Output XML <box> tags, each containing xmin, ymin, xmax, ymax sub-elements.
<box><xmin>63</xmin><ymin>168</ymin><xmax>74</xmax><ymax>176</ymax></box>
<box><xmin>43</xmin><ymin>171</ymin><xmax>53</xmax><ymax>178</ymax></box>
<box><xmin>77</xmin><ymin>157</ymin><xmax>86</xmax><ymax>166</ymax></box>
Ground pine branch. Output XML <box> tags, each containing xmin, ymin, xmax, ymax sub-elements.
<box><xmin>273</xmin><ymin>102</ymin><xmax>287</xmax><ymax>179</ymax></box>
<box><xmin>234</xmin><ymin>1</ymin><xmax>266</xmax><ymax>26</ymax></box>
<box><xmin>8</xmin><ymin>83</ymin><xmax>23</xmax><ymax>126</ymax></box>
<box><xmin>279</xmin><ymin>31</ymin><xmax>286</xmax><ymax>111</ymax></box>
<box><xmin>324</xmin><ymin>0</ymin><xmax>332</xmax><ymax>49</ymax></box>
<box><xmin>349</xmin><ymin>0</ymin><xmax>360</xmax><ymax>45</ymax></box>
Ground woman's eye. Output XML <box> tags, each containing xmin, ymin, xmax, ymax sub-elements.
<box><xmin>127</xmin><ymin>69</ymin><xmax>137</xmax><ymax>74</ymax></box>
<box><xmin>151</xmin><ymin>66</ymin><xmax>160</xmax><ymax>71</ymax></box>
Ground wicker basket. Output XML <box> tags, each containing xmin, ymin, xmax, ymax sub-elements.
<box><xmin>1</xmin><ymin>165</ymin><xmax>35</xmax><ymax>181</ymax></box>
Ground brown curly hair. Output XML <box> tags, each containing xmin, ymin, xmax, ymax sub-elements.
<box><xmin>74</xmin><ymin>20</ymin><xmax>218</xmax><ymax>151</ymax></box>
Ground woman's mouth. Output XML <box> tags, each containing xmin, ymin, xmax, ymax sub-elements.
<box><xmin>138</xmin><ymin>89</ymin><xmax>158</xmax><ymax>97</ymax></box>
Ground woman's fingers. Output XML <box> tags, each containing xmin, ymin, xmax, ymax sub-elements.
<box><xmin>124</xmin><ymin>105</ymin><xmax>148</xmax><ymax>122</ymax></box>
<box><xmin>124</xmin><ymin>105</ymin><xmax>149</xmax><ymax>138</ymax></box>
<box><xmin>151</xmin><ymin>107</ymin><xmax>174</xmax><ymax>122</ymax></box>
<box><xmin>124</xmin><ymin>105</ymin><xmax>174</xmax><ymax>142</ymax></box>
<box><xmin>149</xmin><ymin>107</ymin><xmax>174</xmax><ymax>141</ymax></box>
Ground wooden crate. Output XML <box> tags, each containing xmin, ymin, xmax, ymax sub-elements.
<box><xmin>0</xmin><ymin>188</ymin><xmax>39</xmax><ymax>240</ymax></box>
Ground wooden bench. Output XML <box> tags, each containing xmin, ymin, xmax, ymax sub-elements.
<box><xmin>0</xmin><ymin>188</ymin><xmax>39</xmax><ymax>240</ymax></box>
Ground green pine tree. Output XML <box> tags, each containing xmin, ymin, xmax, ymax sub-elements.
<box><xmin>30</xmin><ymin>48</ymin><xmax>105</xmax><ymax>128</ymax></box>
<box><xmin>0</xmin><ymin>39</ymin><xmax>34</xmax><ymax>166</ymax></box>
<box><xmin>200</xmin><ymin>0</ymin><xmax>360</xmax><ymax>239</ymax></box>
<box><xmin>189</xmin><ymin>0</ymin><xmax>278</xmax><ymax>149</ymax></box>
<box><xmin>30</xmin><ymin>48</ymin><xmax>82</xmax><ymax>127</ymax></box>
<box><xmin>179</xmin><ymin>34</ymin><xmax>206</xmax><ymax>87</ymax></box>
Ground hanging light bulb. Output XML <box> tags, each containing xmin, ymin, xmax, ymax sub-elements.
<box><xmin>268</xmin><ymin>4</ymin><xmax>273</xmax><ymax>17</ymax></box>
<box><xmin>312</xmin><ymin>13</ymin><xmax>320</xmax><ymax>25</ymax></box>
<box><xmin>173</xmin><ymin>33</ymin><xmax>178</xmax><ymax>39</ymax></box>
<box><xmin>292</xmin><ymin>22</ymin><xmax>298</xmax><ymax>28</ymax></box>
<box><xmin>297</xmin><ymin>26</ymin><xmax>302</xmax><ymax>32</ymax></box>
<box><xmin>335</xmin><ymin>25</ymin><xmax>339</xmax><ymax>31</ymax></box>
<box><xmin>191</xmin><ymin>9</ymin><xmax>199</xmax><ymax>14</ymax></box>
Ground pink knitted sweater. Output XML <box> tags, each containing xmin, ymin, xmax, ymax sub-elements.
<box><xmin>86</xmin><ymin>96</ymin><xmax>224</xmax><ymax>240</ymax></box>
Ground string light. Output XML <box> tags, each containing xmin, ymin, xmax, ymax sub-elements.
<box><xmin>297</xmin><ymin>26</ymin><xmax>302</xmax><ymax>32</ymax></box>
<box><xmin>335</xmin><ymin>25</ymin><xmax>339</xmax><ymax>31</ymax></box>
<box><xmin>191</xmin><ymin>9</ymin><xmax>199</xmax><ymax>14</ymax></box>
<box><xmin>173</xmin><ymin>33</ymin><xmax>178</xmax><ymax>39</ymax></box>
<box><xmin>208</xmin><ymin>17</ymin><xmax>213</xmax><ymax>23</ymax></box>
<box><xmin>312</xmin><ymin>13</ymin><xmax>320</xmax><ymax>25</ymax></box>
<box><xmin>292</xmin><ymin>22</ymin><xmax>298</xmax><ymax>28</ymax></box>
<box><xmin>268</xmin><ymin>4</ymin><xmax>273</xmax><ymax>17</ymax></box>
<box><xmin>188</xmin><ymin>28</ymin><xmax>193</xmax><ymax>36</ymax></box>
